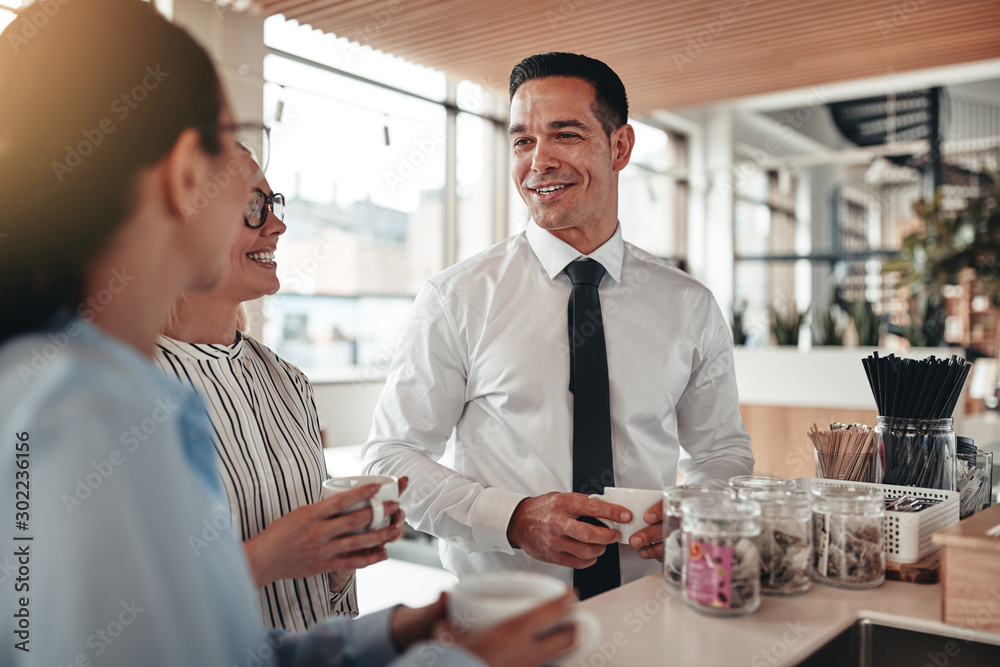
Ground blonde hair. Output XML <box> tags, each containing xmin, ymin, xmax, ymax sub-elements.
<box><xmin>161</xmin><ymin>293</ymin><xmax>187</xmax><ymax>336</ymax></box>
<box><xmin>236</xmin><ymin>303</ymin><xmax>248</xmax><ymax>332</ymax></box>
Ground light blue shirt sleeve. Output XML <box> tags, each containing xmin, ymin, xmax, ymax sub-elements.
<box><xmin>0</xmin><ymin>321</ymin><xmax>485</xmax><ymax>667</ymax></box>
<box><xmin>274</xmin><ymin>607</ymin><xmax>487</xmax><ymax>667</ymax></box>
<box><xmin>1</xmin><ymin>332</ymin><xmax>267</xmax><ymax>666</ymax></box>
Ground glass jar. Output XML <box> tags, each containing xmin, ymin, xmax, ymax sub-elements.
<box><xmin>729</xmin><ymin>475</ymin><xmax>797</xmax><ymax>495</ymax></box>
<box><xmin>738</xmin><ymin>490</ymin><xmax>812</xmax><ymax>596</ymax></box>
<box><xmin>814</xmin><ymin>449</ymin><xmax>882</xmax><ymax>484</ymax></box>
<box><xmin>875</xmin><ymin>416</ymin><xmax>957</xmax><ymax>491</ymax></box>
<box><xmin>811</xmin><ymin>485</ymin><xmax>885</xmax><ymax>590</ymax></box>
<box><xmin>957</xmin><ymin>438</ymin><xmax>993</xmax><ymax>519</ymax></box>
<box><xmin>680</xmin><ymin>497</ymin><xmax>761</xmax><ymax>616</ymax></box>
<box><xmin>662</xmin><ymin>486</ymin><xmax>734</xmax><ymax>589</ymax></box>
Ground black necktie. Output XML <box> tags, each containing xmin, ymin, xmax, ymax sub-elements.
<box><xmin>565</xmin><ymin>258</ymin><xmax>620</xmax><ymax>600</ymax></box>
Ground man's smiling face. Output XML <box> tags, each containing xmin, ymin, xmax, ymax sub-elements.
<box><xmin>508</xmin><ymin>76</ymin><xmax>632</xmax><ymax>251</ymax></box>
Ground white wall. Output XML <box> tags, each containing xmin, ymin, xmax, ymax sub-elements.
<box><xmin>313</xmin><ymin>381</ymin><xmax>385</xmax><ymax>447</ymax></box>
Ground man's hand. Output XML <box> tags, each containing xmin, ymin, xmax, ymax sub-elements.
<box><xmin>506</xmin><ymin>492</ymin><xmax>630</xmax><ymax>568</ymax></box>
<box><xmin>627</xmin><ymin>500</ymin><xmax>664</xmax><ymax>562</ymax></box>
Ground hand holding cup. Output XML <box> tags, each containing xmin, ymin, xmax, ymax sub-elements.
<box><xmin>242</xmin><ymin>476</ymin><xmax>404</xmax><ymax>588</ymax></box>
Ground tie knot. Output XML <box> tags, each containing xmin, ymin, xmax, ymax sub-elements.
<box><xmin>564</xmin><ymin>258</ymin><xmax>606</xmax><ymax>287</ymax></box>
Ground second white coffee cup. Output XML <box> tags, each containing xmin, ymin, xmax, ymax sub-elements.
<box><xmin>322</xmin><ymin>475</ymin><xmax>398</xmax><ymax>532</ymax></box>
<box><xmin>588</xmin><ymin>487</ymin><xmax>663</xmax><ymax>544</ymax></box>
<box><xmin>448</xmin><ymin>572</ymin><xmax>600</xmax><ymax>662</ymax></box>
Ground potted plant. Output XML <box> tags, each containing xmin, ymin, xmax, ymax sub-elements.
<box><xmin>732</xmin><ymin>301</ymin><xmax>748</xmax><ymax>346</ymax></box>
<box><xmin>771</xmin><ymin>304</ymin><xmax>807</xmax><ymax>346</ymax></box>
<box><xmin>884</xmin><ymin>175</ymin><xmax>1000</xmax><ymax>347</ymax></box>
<box><xmin>814</xmin><ymin>287</ymin><xmax>847</xmax><ymax>346</ymax></box>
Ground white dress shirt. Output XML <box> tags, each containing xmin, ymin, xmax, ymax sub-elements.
<box><xmin>362</xmin><ymin>221</ymin><xmax>754</xmax><ymax>587</ymax></box>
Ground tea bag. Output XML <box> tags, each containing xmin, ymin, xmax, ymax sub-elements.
<box><xmin>730</xmin><ymin>538</ymin><xmax>761</xmax><ymax>609</ymax></box>
<box><xmin>664</xmin><ymin>528</ymin><xmax>684</xmax><ymax>585</ymax></box>
<box><xmin>814</xmin><ymin>513</ymin><xmax>884</xmax><ymax>586</ymax></box>
<box><xmin>760</xmin><ymin>527</ymin><xmax>811</xmax><ymax>593</ymax></box>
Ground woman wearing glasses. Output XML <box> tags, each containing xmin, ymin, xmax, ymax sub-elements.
<box><xmin>154</xmin><ymin>147</ymin><xmax>393</xmax><ymax>631</ymax></box>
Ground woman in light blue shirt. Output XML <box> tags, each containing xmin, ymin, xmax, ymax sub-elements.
<box><xmin>0</xmin><ymin>1</ymin><xmax>576</xmax><ymax>666</ymax></box>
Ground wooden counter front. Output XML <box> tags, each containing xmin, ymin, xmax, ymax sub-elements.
<box><xmin>740</xmin><ymin>404</ymin><xmax>877</xmax><ymax>478</ymax></box>
<box><xmin>934</xmin><ymin>503</ymin><xmax>1000</xmax><ymax>633</ymax></box>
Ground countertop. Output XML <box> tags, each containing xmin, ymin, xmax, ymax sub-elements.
<box><xmin>574</xmin><ymin>574</ymin><xmax>1000</xmax><ymax>666</ymax></box>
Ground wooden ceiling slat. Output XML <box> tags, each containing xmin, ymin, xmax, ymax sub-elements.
<box><xmin>293</xmin><ymin>0</ymin><xmax>985</xmax><ymax>57</ymax></box>
<box><xmin>320</xmin><ymin>28</ymin><xmax>988</xmax><ymax>81</ymax></box>
<box><xmin>377</xmin><ymin>11</ymin><xmax>989</xmax><ymax>73</ymax></box>
<box><xmin>383</xmin><ymin>11</ymin><xmax>981</xmax><ymax>67</ymax></box>
<box><xmin>299</xmin><ymin>0</ymin><xmax>879</xmax><ymax>52</ymax></box>
<box><xmin>294</xmin><ymin>0</ymin><xmax>979</xmax><ymax>55</ymax></box>
<box><xmin>293</xmin><ymin>0</ymin><xmax>708</xmax><ymax>38</ymax></box>
<box><xmin>257</xmin><ymin>0</ymin><xmax>1000</xmax><ymax>111</ymax></box>
<box><xmin>351</xmin><ymin>26</ymin><xmax>993</xmax><ymax>91</ymax></box>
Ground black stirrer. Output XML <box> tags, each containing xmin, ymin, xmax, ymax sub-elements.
<box><xmin>915</xmin><ymin>359</ymin><xmax>946</xmax><ymax>418</ymax></box>
<box><xmin>893</xmin><ymin>358</ymin><xmax>908</xmax><ymax>418</ymax></box>
<box><xmin>862</xmin><ymin>357</ymin><xmax>879</xmax><ymax>414</ymax></box>
<box><xmin>881</xmin><ymin>354</ymin><xmax>893</xmax><ymax>416</ymax></box>
<box><xmin>941</xmin><ymin>361</ymin><xmax>971</xmax><ymax>418</ymax></box>
<box><xmin>869</xmin><ymin>352</ymin><xmax>884</xmax><ymax>415</ymax></box>
<box><xmin>936</xmin><ymin>357</ymin><xmax>962</xmax><ymax>418</ymax></box>
<box><xmin>904</xmin><ymin>359</ymin><xmax>925</xmax><ymax>418</ymax></box>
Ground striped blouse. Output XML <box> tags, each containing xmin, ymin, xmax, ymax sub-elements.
<box><xmin>153</xmin><ymin>331</ymin><xmax>358</xmax><ymax>632</ymax></box>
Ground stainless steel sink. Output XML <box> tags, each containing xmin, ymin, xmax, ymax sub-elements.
<box><xmin>796</xmin><ymin>616</ymin><xmax>1000</xmax><ymax>666</ymax></box>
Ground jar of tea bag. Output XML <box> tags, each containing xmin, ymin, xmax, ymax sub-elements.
<box><xmin>681</xmin><ymin>497</ymin><xmax>761</xmax><ymax>616</ymax></box>
<box><xmin>957</xmin><ymin>437</ymin><xmax>994</xmax><ymax>519</ymax></box>
<box><xmin>662</xmin><ymin>486</ymin><xmax>734</xmax><ymax>589</ymax></box>
<box><xmin>729</xmin><ymin>475</ymin><xmax>797</xmax><ymax>495</ymax></box>
<box><xmin>811</xmin><ymin>485</ymin><xmax>885</xmax><ymax>590</ymax></box>
<box><xmin>737</xmin><ymin>490</ymin><xmax>812</xmax><ymax>596</ymax></box>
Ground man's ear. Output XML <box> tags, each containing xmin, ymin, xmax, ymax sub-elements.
<box><xmin>162</xmin><ymin>128</ymin><xmax>210</xmax><ymax>223</ymax></box>
<box><xmin>611</xmin><ymin>123</ymin><xmax>635</xmax><ymax>172</ymax></box>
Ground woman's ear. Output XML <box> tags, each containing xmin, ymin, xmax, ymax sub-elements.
<box><xmin>162</xmin><ymin>128</ymin><xmax>212</xmax><ymax>223</ymax></box>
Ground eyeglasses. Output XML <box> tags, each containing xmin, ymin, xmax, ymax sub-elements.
<box><xmin>198</xmin><ymin>122</ymin><xmax>271</xmax><ymax>173</ymax></box>
<box><xmin>244</xmin><ymin>188</ymin><xmax>285</xmax><ymax>229</ymax></box>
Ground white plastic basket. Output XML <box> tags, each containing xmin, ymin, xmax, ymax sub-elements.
<box><xmin>797</xmin><ymin>478</ymin><xmax>960</xmax><ymax>564</ymax></box>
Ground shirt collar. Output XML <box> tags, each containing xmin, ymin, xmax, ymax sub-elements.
<box><xmin>525</xmin><ymin>220</ymin><xmax>624</xmax><ymax>284</ymax></box>
<box><xmin>156</xmin><ymin>330</ymin><xmax>246</xmax><ymax>362</ymax></box>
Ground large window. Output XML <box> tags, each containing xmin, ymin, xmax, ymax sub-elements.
<box><xmin>0</xmin><ymin>2</ymin><xmax>21</xmax><ymax>31</ymax></box>
<box><xmin>260</xmin><ymin>54</ymin><xmax>448</xmax><ymax>380</ymax></box>
<box><xmin>733</xmin><ymin>168</ymin><xmax>805</xmax><ymax>346</ymax></box>
<box><xmin>261</xmin><ymin>16</ymin><xmax>502</xmax><ymax>381</ymax></box>
<box><xmin>618</xmin><ymin>122</ymin><xmax>687</xmax><ymax>261</ymax></box>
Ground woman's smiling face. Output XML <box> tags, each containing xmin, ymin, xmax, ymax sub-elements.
<box><xmin>223</xmin><ymin>151</ymin><xmax>287</xmax><ymax>304</ymax></box>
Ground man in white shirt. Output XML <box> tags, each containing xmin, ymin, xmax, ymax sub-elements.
<box><xmin>363</xmin><ymin>52</ymin><xmax>754</xmax><ymax>597</ymax></box>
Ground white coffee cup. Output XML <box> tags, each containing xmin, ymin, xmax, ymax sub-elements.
<box><xmin>448</xmin><ymin>572</ymin><xmax>600</xmax><ymax>663</ymax></box>
<box><xmin>588</xmin><ymin>487</ymin><xmax>663</xmax><ymax>544</ymax></box>
<box><xmin>321</xmin><ymin>475</ymin><xmax>398</xmax><ymax>532</ymax></box>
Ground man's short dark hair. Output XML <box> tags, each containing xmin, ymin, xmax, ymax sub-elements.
<box><xmin>509</xmin><ymin>52</ymin><xmax>629</xmax><ymax>136</ymax></box>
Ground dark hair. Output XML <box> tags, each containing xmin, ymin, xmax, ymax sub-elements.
<box><xmin>509</xmin><ymin>52</ymin><xmax>629</xmax><ymax>136</ymax></box>
<box><xmin>0</xmin><ymin>0</ymin><xmax>224</xmax><ymax>343</ymax></box>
